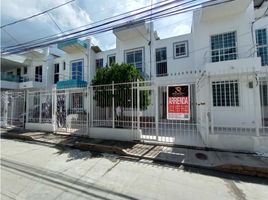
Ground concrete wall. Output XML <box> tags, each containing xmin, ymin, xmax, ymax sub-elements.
<box><xmin>192</xmin><ymin>1</ymin><xmax>255</xmax><ymax>69</ymax></box>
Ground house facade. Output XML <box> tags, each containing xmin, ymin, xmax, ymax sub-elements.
<box><xmin>1</xmin><ymin>0</ymin><xmax>267</xmax><ymax>152</ymax></box>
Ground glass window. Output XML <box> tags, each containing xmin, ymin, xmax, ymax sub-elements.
<box><xmin>211</xmin><ymin>32</ymin><xmax>237</xmax><ymax>62</ymax></box>
<box><xmin>108</xmin><ymin>55</ymin><xmax>116</xmax><ymax>66</ymax></box>
<box><xmin>260</xmin><ymin>84</ymin><xmax>268</xmax><ymax>106</ymax></box>
<box><xmin>17</xmin><ymin>68</ymin><xmax>21</xmax><ymax>76</ymax></box>
<box><xmin>212</xmin><ymin>80</ymin><xmax>239</xmax><ymax>107</ymax></box>
<box><xmin>24</xmin><ymin>67</ymin><xmax>27</xmax><ymax>74</ymax></box>
<box><xmin>35</xmin><ymin>66</ymin><xmax>42</xmax><ymax>82</ymax></box>
<box><xmin>174</xmin><ymin>41</ymin><xmax>188</xmax><ymax>58</ymax></box>
<box><xmin>256</xmin><ymin>29</ymin><xmax>268</xmax><ymax>66</ymax></box>
<box><xmin>156</xmin><ymin>47</ymin><xmax>167</xmax><ymax>77</ymax></box>
<box><xmin>96</xmin><ymin>59</ymin><xmax>103</xmax><ymax>68</ymax></box>
<box><xmin>54</xmin><ymin>63</ymin><xmax>60</xmax><ymax>84</ymax></box>
<box><xmin>71</xmin><ymin>60</ymin><xmax>83</xmax><ymax>80</ymax></box>
<box><xmin>125</xmin><ymin>49</ymin><xmax>143</xmax><ymax>72</ymax></box>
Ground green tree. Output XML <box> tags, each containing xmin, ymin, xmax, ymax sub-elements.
<box><xmin>91</xmin><ymin>63</ymin><xmax>150</xmax><ymax>110</ymax></box>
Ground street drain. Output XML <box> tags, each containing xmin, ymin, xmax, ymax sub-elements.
<box><xmin>195</xmin><ymin>153</ymin><xmax>208</xmax><ymax>160</ymax></box>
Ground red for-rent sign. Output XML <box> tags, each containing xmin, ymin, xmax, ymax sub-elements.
<box><xmin>167</xmin><ymin>85</ymin><xmax>190</xmax><ymax>120</ymax></box>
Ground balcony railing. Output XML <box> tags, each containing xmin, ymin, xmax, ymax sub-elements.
<box><xmin>1</xmin><ymin>73</ymin><xmax>20</xmax><ymax>82</ymax></box>
<box><xmin>1</xmin><ymin>72</ymin><xmax>43</xmax><ymax>83</ymax></box>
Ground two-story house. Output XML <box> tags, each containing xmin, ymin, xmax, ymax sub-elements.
<box><xmin>1</xmin><ymin>0</ymin><xmax>267</xmax><ymax>152</ymax></box>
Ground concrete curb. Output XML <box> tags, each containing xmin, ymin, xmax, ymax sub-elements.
<box><xmin>2</xmin><ymin>133</ymin><xmax>34</xmax><ymax>141</ymax></box>
<box><xmin>215</xmin><ymin>165</ymin><xmax>268</xmax><ymax>178</ymax></box>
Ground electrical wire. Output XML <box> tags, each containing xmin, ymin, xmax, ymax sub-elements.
<box><xmin>2</xmin><ymin>0</ymin><xmax>221</xmax><ymax>54</ymax></box>
<box><xmin>0</xmin><ymin>0</ymin><xmax>76</xmax><ymax>29</ymax></box>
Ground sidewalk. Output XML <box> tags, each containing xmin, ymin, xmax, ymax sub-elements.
<box><xmin>1</xmin><ymin>128</ymin><xmax>268</xmax><ymax>178</ymax></box>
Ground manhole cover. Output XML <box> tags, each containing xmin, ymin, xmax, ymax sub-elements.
<box><xmin>195</xmin><ymin>153</ymin><xmax>208</xmax><ymax>160</ymax></box>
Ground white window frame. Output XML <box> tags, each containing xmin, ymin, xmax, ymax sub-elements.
<box><xmin>173</xmin><ymin>41</ymin><xmax>188</xmax><ymax>59</ymax></box>
<box><xmin>96</xmin><ymin>58</ymin><xmax>104</xmax><ymax>68</ymax></box>
<box><xmin>155</xmin><ymin>47</ymin><xmax>167</xmax><ymax>77</ymax></box>
<box><xmin>124</xmin><ymin>47</ymin><xmax>144</xmax><ymax>72</ymax></box>
<box><xmin>107</xmin><ymin>54</ymin><xmax>116</xmax><ymax>66</ymax></box>
<box><xmin>212</xmin><ymin>80</ymin><xmax>240</xmax><ymax>108</ymax></box>
<box><xmin>70</xmin><ymin>59</ymin><xmax>84</xmax><ymax>80</ymax></box>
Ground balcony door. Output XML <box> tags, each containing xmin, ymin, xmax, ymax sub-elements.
<box><xmin>71</xmin><ymin>60</ymin><xmax>83</xmax><ymax>80</ymax></box>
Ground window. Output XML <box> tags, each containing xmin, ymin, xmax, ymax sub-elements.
<box><xmin>107</xmin><ymin>54</ymin><xmax>116</xmax><ymax>66</ymax></box>
<box><xmin>54</xmin><ymin>63</ymin><xmax>60</xmax><ymax>84</ymax></box>
<box><xmin>260</xmin><ymin>84</ymin><xmax>268</xmax><ymax>106</ymax></box>
<box><xmin>35</xmin><ymin>66</ymin><xmax>42</xmax><ymax>82</ymax></box>
<box><xmin>96</xmin><ymin>59</ymin><xmax>103</xmax><ymax>68</ymax></box>
<box><xmin>17</xmin><ymin>68</ymin><xmax>21</xmax><ymax>76</ymax></box>
<box><xmin>125</xmin><ymin>48</ymin><xmax>143</xmax><ymax>72</ymax></box>
<box><xmin>63</xmin><ymin>61</ymin><xmax>66</xmax><ymax>70</ymax></box>
<box><xmin>212</xmin><ymin>80</ymin><xmax>239</xmax><ymax>107</ymax></box>
<box><xmin>71</xmin><ymin>60</ymin><xmax>83</xmax><ymax>80</ymax></box>
<box><xmin>211</xmin><ymin>31</ymin><xmax>237</xmax><ymax>62</ymax></box>
<box><xmin>156</xmin><ymin>47</ymin><xmax>167</xmax><ymax>77</ymax></box>
<box><xmin>24</xmin><ymin>67</ymin><xmax>27</xmax><ymax>74</ymax></box>
<box><xmin>256</xmin><ymin>29</ymin><xmax>268</xmax><ymax>66</ymax></box>
<box><xmin>173</xmin><ymin>41</ymin><xmax>188</xmax><ymax>58</ymax></box>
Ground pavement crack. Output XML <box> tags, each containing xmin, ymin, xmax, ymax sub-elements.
<box><xmin>224</xmin><ymin>179</ymin><xmax>247</xmax><ymax>200</ymax></box>
<box><xmin>101</xmin><ymin>160</ymin><xmax>120</xmax><ymax>177</ymax></box>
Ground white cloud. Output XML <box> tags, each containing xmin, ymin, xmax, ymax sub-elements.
<box><xmin>1</xmin><ymin>0</ymin><xmax>93</xmax><ymax>48</ymax></box>
<box><xmin>1</xmin><ymin>0</ymin><xmax>193</xmax><ymax>51</ymax></box>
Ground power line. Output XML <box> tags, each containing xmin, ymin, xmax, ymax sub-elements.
<box><xmin>0</xmin><ymin>0</ymin><xmax>76</xmax><ymax>29</ymax></box>
<box><xmin>2</xmin><ymin>0</ymin><xmax>214</xmax><ymax>54</ymax></box>
<box><xmin>3</xmin><ymin>0</ymin><xmax>242</xmax><ymax>55</ymax></box>
<box><xmin>1</xmin><ymin>0</ymin><xmax>171</xmax><ymax>50</ymax></box>
<box><xmin>2</xmin><ymin>0</ymin><xmax>199</xmax><ymax>50</ymax></box>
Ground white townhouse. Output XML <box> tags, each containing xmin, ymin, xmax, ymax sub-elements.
<box><xmin>1</xmin><ymin>0</ymin><xmax>267</xmax><ymax>152</ymax></box>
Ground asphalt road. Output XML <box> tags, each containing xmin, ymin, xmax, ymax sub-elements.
<box><xmin>1</xmin><ymin>139</ymin><xmax>268</xmax><ymax>200</ymax></box>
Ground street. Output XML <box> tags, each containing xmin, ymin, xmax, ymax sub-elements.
<box><xmin>1</xmin><ymin>139</ymin><xmax>268</xmax><ymax>200</ymax></box>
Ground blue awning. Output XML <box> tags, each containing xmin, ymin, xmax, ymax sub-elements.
<box><xmin>56</xmin><ymin>79</ymin><xmax>87</xmax><ymax>89</ymax></box>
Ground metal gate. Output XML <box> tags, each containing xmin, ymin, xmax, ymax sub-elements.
<box><xmin>90</xmin><ymin>79</ymin><xmax>206</xmax><ymax>147</ymax></box>
<box><xmin>0</xmin><ymin>91</ymin><xmax>25</xmax><ymax>128</ymax></box>
<box><xmin>54</xmin><ymin>88</ymin><xmax>88</xmax><ymax>135</ymax></box>
<box><xmin>136</xmin><ymin>80</ymin><xmax>205</xmax><ymax>147</ymax></box>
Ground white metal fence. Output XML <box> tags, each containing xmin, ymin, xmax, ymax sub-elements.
<box><xmin>0</xmin><ymin>91</ymin><xmax>25</xmax><ymax>128</ymax></box>
<box><xmin>1</xmin><ymin>68</ymin><xmax>267</xmax><ymax>148</ymax></box>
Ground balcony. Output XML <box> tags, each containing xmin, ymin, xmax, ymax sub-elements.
<box><xmin>203</xmin><ymin>46</ymin><xmax>262</xmax><ymax>74</ymax></box>
<box><xmin>0</xmin><ymin>73</ymin><xmax>45</xmax><ymax>89</ymax></box>
<box><xmin>57</xmin><ymin>39</ymin><xmax>88</xmax><ymax>53</ymax></box>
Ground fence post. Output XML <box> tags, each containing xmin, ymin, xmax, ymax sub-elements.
<box><xmin>3</xmin><ymin>91</ymin><xmax>8</xmax><ymax>127</ymax></box>
<box><xmin>137</xmin><ymin>79</ymin><xmax>140</xmax><ymax>135</ymax></box>
<box><xmin>208</xmin><ymin>74</ymin><xmax>214</xmax><ymax>134</ymax></box>
<box><xmin>253</xmin><ymin>75</ymin><xmax>260</xmax><ymax>137</ymax></box>
<box><xmin>86</xmin><ymin>85</ymin><xmax>89</xmax><ymax>137</ymax></box>
<box><xmin>154</xmin><ymin>81</ymin><xmax>159</xmax><ymax>141</ymax></box>
<box><xmin>23</xmin><ymin>90</ymin><xmax>26</xmax><ymax>129</ymax></box>
<box><xmin>52</xmin><ymin>88</ymin><xmax>56</xmax><ymax>133</ymax></box>
<box><xmin>90</xmin><ymin>86</ymin><xmax>94</xmax><ymax>128</ymax></box>
<box><xmin>39</xmin><ymin>91</ymin><xmax>42</xmax><ymax>124</ymax></box>
<box><xmin>112</xmin><ymin>81</ymin><xmax>115</xmax><ymax>129</ymax></box>
<box><xmin>131</xmin><ymin>82</ymin><xmax>134</xmax><ymax>133</ymax></box>
<box><xmin>10</xmin><ymin>93</ymin><xmax>13</xmax><ymax>126</ymax></box>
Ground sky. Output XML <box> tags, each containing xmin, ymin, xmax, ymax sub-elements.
<box><xmin>1</xmin><ymin>0</ymin><xmax>194</xmax><ymax>51</ymax></box>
